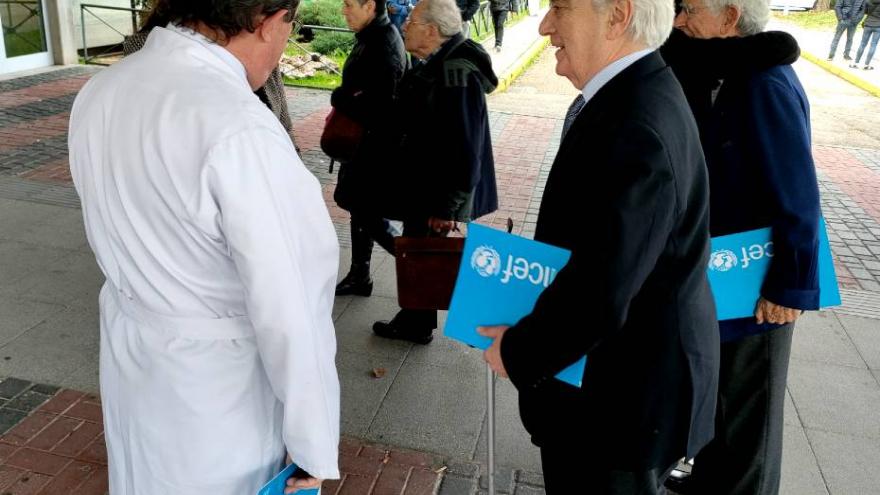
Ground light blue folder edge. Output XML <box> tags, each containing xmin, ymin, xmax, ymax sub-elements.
<box><xmin>444</xmin><ymin>223</ymin><xmax>586</xmax><ymax>388</ymax></box>
<box><xmin>257</xmin><ymin>462</ymin><xmax>319</xmax><ymax>495</ymax></box>
<box><xmin>707</xmin><ymin>218</ymin><xmax>841</xmax><ymax>321</ymax></box>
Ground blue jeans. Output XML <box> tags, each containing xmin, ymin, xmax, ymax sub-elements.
<box><xmin>829</xmin><ymin>21</ymin><xmax>857</xmax><ymax>58</ymax></box>
<box><xmin>856</xmin><ymin>26</ymin><xmax>880</xmax><ymax>66</ymax></box>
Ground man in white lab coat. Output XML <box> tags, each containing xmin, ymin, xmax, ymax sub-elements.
<box><xmin>68</xmin><ymin>1</ymin><xmax>340</xmax><ymax>493</ymax></box>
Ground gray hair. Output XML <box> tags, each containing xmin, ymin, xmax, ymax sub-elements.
<box><xmin>592</xmin><ymin>0</ymin><xmax>675</xmax><ymax>49</ymax></box>
<box><xmin>420</xmin><ymin>0</ymin><xmax>463</xmax><ymax>38</ymax></box>
<box><xmin>704</xmin><ymin>0</ymin><xmax>769</xmax><ymax>35</ymax></box>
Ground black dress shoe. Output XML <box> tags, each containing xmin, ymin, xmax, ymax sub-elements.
<box><xmin>372</xmin><ymin>320</ymin><xmax>433</xmax><ymax>345</ymax></box>
<box><xmin>335</xmin><ymin>270</ymin><xmax>373</xmax><ymax>296</ymax></box>
<box><xmin>663</xmin><ymin>468</ymin><xmax>695</xmax><ymax>494</ymax></box>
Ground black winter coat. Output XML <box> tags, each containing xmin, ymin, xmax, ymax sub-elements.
<box><xmin>456</xmin><ymin>0</ymin><xmax>480</xmax><ymax>21</ymax></box>
<box><xmin>331</xmin><ymin>14</ymin><xmax>407</xmax><ymax>212</ymax></box>
<box><xmin>660</xmin><ymin>29</ymin><xmax>800</xmax><ymax>136</ymax></box>
<box><xmin>383</xmin><ymin>34</ymin><xmax>499</xmax><ymax>222</ymax></box>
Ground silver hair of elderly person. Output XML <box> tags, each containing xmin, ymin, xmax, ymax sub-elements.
<box><xmin>702</xmin><ymin>0</ymin><xmax>770</xmax><ymax>35</ymax></box>
<box><xmin>591</xmin><ymin>0</ymin><xmax>676</xmax><ymax>49</ymax></box>
<box><xmin>420</xmin><ymin>0</ymin><xmax>464</xmax><ymax>37</ymax></box>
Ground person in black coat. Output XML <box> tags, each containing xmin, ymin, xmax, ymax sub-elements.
<box><xmin>372</xmin><ymin>0</ymin><xmax>498</xmax><ymax>344</ymax></box>
<box><xmin>456</xmin><ymin>0</ymin><xmax>480</xmax><ymax>37</ymax></box>
<box><xmin>667</xmin><ymin>0</ymin><xmax>821</xmax><ymax>493</ymax></box>
<box><xmin>478</xmin><ymin>0</ymin><xmax>718</xmax><ymax>492</ymax></box>
<box><xmin>489</xmin><ymin>0</ymin><xmax>510</xmax><ymax>52</ymax></box>
<box><xmin>332</xmin><ymin>0</ymin><xmax>407</xmax><ymax>296</ymax></box>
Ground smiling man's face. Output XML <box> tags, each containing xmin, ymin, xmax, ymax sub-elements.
<box><xmin>539</xmin><ymin>0</ymin><xmax>612</xmax><ymax>89</ymax></box>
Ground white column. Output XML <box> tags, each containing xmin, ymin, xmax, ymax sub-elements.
<box><xmin>45</xmin><ymin>0</ymin><xmax>79</xmax><ymax>65</ymax></box>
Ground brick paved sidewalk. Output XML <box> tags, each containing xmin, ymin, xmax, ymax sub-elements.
<box><xmin>0</xmin><ymin>377</ymin><xmax>448</xmax><ymax>495</ymax></box>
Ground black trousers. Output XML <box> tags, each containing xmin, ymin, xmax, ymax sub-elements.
<box><xmin>349</xmin><ymin>213</ymin><xmax>397</xmax><ymax>265</ymax></box>
<box><xmin>541</xmin><ymin>445</ymin><xmax>675</xmax><ymax>494</ymax></box>
<box><xmin>492</xmin><ymin>10</ymin><xmax>508</xmax><ymax>47</ymax></box>
<box><xmin>687</xmin><ymin>323</ymin><xmax>795</xmax><ymax>495</ymax></box>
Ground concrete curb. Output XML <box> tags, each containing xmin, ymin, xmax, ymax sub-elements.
<box><xmin>800</xmin><ymin>49</ymin><xmax>880</xmax><ymax>98</ymax></box>
<box><xmin>493</xmin><ymin>36</ymin><xmax>551</xmax><ymax>94</ymax></box>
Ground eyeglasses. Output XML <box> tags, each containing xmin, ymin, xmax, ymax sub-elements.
<box><xmin>403</xmin><ymin>17</ymin><xmax>430</xmax><ymax>27</ymax></box>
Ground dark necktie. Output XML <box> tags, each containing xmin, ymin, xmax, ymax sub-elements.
<box><xmin>561</xmin><ymin>94</ymin><xmax>586</xmax><ymax>140</ymax></box>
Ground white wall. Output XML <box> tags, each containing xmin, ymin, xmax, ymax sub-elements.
<box><xmin>72</xmin><ymin>0</ymin><xmax>140</xmax><ymax>49</ymax></box>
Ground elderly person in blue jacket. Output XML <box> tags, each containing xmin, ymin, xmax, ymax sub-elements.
<box><xmin>387</xmin><ymin>0</ymin><xmax>415</xmax><ymax>31</ymax></box>
<box><xmin>670</xmin><ymin>0</ymin><xmax>822</xmax><ymax>493</ymax></box>
<box><xmin>829</xmin><ymin>0</ymin><xmax>867</xmax><ymax>61</ymax></box>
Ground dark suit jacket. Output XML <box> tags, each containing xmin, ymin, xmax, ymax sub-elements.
<box><xmin>499</xmin><ymin>51</ymin><xmax>720</xmax><ymax>470</ymax></box>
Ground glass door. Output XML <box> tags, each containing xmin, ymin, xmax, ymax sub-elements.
<box><xmin>0</xmin><ymin>0</ymin><xmax>53</xmax><ymax>75</ymax></box>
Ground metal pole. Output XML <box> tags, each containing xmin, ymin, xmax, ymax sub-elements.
<box><xmin>81</xmin><ymin>5</ymin><xmax>87</xmax><ymax>63</ymax></box>
<box><xmin>486</xmin><ymin>363</ymin><xmax>495</xmax><ymax>495</ymax></box>
<box><xmin>129</xmin><ymin>0</ymin><xmax>137</xmax><ymax>34</ymax></box>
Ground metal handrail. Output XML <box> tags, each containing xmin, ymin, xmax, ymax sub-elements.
<box><xmin>80</xmin><ymin>3</ymin><xmax>147</xmax><ymax>65</ymax></box>
<box><xmin>0</xmin><ymin>0</ymin><xmax>43</xmax><ymax>53</ymax></box>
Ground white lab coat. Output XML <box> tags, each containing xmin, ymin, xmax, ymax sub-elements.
<box><xmin>68</xmin><ymin>24</ymin><xmax>340</xmax><ymax>494</ymax></box>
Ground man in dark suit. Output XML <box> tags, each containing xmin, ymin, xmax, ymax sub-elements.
<box><xmin>478</xmin><ymin>0</ymin><xmax>720</xmax><ymax>492</ymax></box>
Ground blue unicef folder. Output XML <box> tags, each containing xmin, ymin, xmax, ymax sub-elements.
<box><xmin>257</xmin><ymin>463</ymin><xmax>319</xmax><ymax>495</ymax></box>
<box><xmin>707</xmin><ymin>219</ymin><xmax>841</xmax><ymax>321</ymax></box>
<box><xmin>444</xmin><ymin>223</ymin><xmax>586</xmax><ymax>388</ymax></box>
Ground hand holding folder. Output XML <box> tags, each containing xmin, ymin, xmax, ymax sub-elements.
<box><xmin>257</xmin><ymin>463</ymin><xmax>320</xmax><ymax>495</ymax></box>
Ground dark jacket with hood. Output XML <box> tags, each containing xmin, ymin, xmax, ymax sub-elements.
<box><xmin>663</xmin><ymin>30</ymin><xmax>822</xmax><ymax>343</ymax></box>
<box><xmin>385</xmin><ymin>33</ymin><xmax>499</xmax><ymax>222</ymax></box>
<box><xmin>456</xmin><ymin>0</ymin><xmax>480</xmax><ymax>21</ymax></box>
<box><xmin>331</xmin><ymin>13</ymin><xmax>407</xmax><ymax>212</ymax></box>
<box><xmin>865</xmin><ymin>0</ymin><xmax>880</xmax><ymax>28</ymax></box>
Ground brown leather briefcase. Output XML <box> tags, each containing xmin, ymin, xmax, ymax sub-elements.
<box><xmin>394</xmin><ymin>236</ymin><xmax>465</xmax><ymax>310</ymax></box>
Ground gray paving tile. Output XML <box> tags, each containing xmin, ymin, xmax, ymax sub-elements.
<box><xmin>781</xmin><ymin>423</ymin><xmax>829</xmax><ymax>495</ymax></box>
<box><xmin>59</xmin><ymin>362</ymin><xmax>100</xmax><ymax>394</ymax></box>
<box><xmin>0</xmin><ymin>239</ymin><xmax>72</xmax><ymax>288</ymax></box>
<box><xmin>366</xmin><ymin>359</ymin><xmax>485</xmax><ymax>460</ymax></box>
<box><xmin>0</xmin><ymin>297</ymin><xmax>65</xmax><ymax>346</ymax></box>
<box><xmin>337</xmin><ymin>349</ymin><xmax>403</xmax><ymax>438</ymax></box>
<box><xmin>837</xmin><ymin>313</ymin><xmax>880</xmax><ymax>370</ymax></box>
<box><xmin>791</xmin><ymin>311</ymin><xmax>866</xmax><ymax>368</ymax></box>
<box><xmin>14</xmin><ymin>250</ymin><xmax>103</xmax><ymax>306</ymax></box>
<box><xmin>0</xmin><ymin>377</ymin><xmax>31</xmax><ymax>399</ymax></box>
<box><xmin>787</xmin><ymin>360</ymin><xmax>880</xmax><ymax>439</ymax></box>
<box><xmin>785</xmin><ymin>389</ymin><xmax>800</xmax><ymax>427</ymax></box>
<box><xmin>0</xmin><ymin>307</ymin><xmax>99</xmax><ymax>387</ymax></box>
<box><xmin>473</xmin><ymin>378</ymin><xmax>542</xmax><ymax>473</ymax></box>
<box><xmin>806</xmin><ymin>429</ymin><xmax>880</xmax><ymax>495</ymax></box>
<box><xmin>332</xmin><ymin>295</ymin><xmax>412</xmax><ymax>360</ymax></box>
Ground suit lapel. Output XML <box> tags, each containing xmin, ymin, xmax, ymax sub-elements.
<box><xmin>557</xmin><ymin>51</ymin><xmax>669</xmax><ymax>154</ymax></box>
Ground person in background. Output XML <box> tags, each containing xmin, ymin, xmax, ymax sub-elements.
<box><xmin>388</xmin><ymin>0</ymin><xmax>416</xmax><ymax>31</ymax></box>
<box><xmin>851</xmin><ymin>0</ymin><xmax>879</xmax><ymax>70</ymax></box>
<box><xmin>124</xmin><ymin>0</ymin><xmax>297</xmax><ymax>147</ymax></box>
<box><xmin>828</xmin><ymin>0</ymin><xmax>867</xmax><ymax>62</ymax></box>
<box><xmin>456</xmin><ymin>0</ymin><xmax>480</xmax><ymax>37</ymax></box>
<box><xmin>332</xmin><ymin>0</ymin><xmax>408</xmax><ymax>296</ymax></box>
<box><xmin>372</xmin><ymin>0</ymin><xmax>498</xmax><ymax>345</ymax></box>
<box><xmin>489</xmin><ymin>0</ymin><xmax>510</xmax><ymax>52</ymax></box>
<box><xmin>69</xmin><ymin>0</ymin><xmax>340</xmax><ymax>492</ymax></box>
<box><xmin>670</xmin><ymin>0</ymin><xmax>822</xmax><ymax>493</ymax></box>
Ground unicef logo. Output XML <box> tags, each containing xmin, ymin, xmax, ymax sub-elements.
<box><xmin>708</xmin><ymin>249</ymin><xmax>738</xmax><ymax>272</ymax></box>
<box><xmin>471</xmin><ymin>246</ymin><xmax>501</xmax><ymax>277</ymax></box>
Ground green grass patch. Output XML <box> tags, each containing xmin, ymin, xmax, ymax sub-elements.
<box><xmin>282</xmin><ymin>45</ymin><xmax>346</xmax><ymax>90</ymax></box>
<box><xmin>772</xmin><ymin>10</ymin><xmax>838</xmax><ymax>30</ymax></box>
<box><xmin>283</xmin><ymin>72</ymin><xmax>341</xmax><ymax>89</ymax></box>
<box><xmin>3</xmin><ymin>29</ymin><xmax>46</xmax><ymax>58</ymax></box>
